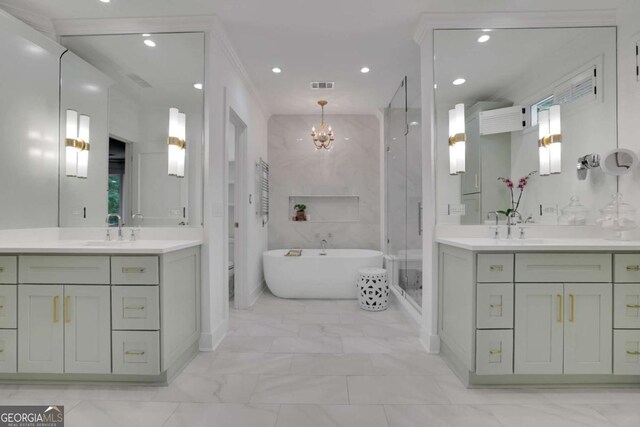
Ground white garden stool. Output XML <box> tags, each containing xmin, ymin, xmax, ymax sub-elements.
<box><xmin>357</xmin><ymin>268</ymin><xmax>389</xmax><ymax>311</ymax></box>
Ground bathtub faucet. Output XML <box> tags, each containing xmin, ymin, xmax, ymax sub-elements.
<box><xmin>320</xmin><ymin>239</ymin><xmax>328</xmax><ymax>255</ymax></box>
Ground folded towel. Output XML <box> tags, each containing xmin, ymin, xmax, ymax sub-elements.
<box><xmin>285</xmin><ymin>249</ymin><xmax>302</xmax><ymax>257</ymax></box>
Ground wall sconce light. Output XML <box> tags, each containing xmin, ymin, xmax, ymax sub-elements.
<box><xmin>65</xmin><ymin>109</ymin><xmax>90</xmax><ymax>178</ymax></box>
<box><xmin>538</xmin><ymin>105</ymin><xmax>562</xmax><ymax>176</ymax></box>
<box><xmin>168</xmin><ymin>107</ymin><xmax>186</xmax><ymax>178</ymax></box>
<box><xmin>448</xmin><ymin>103</ymin><xmax>466</xmax><ymax>175</ymax></box>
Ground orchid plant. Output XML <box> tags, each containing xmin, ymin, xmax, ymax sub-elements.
<box><xmin>497</xmin><ymin>171</ymin><xmax>537</xmax><ymax>219</ymax></box>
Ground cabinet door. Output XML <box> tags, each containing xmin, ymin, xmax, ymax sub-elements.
<box><xmin>64</xmin><ymin>285</ymin><xmax>111</xmax><ymax>374</ymax></box>
<box><xmin>564</xmin><ymin>283</ymin><xmax>612</xmax><ymax>374</ymax></box>
<box><xmin>514</xmin><ymin>283</ymin><xmax>563</xmax><ymax>374</ymax></box>
<box><xmin>18</xmin><ymin>285</ymin><xmax>64</xmax><ymax>373</ymax></box>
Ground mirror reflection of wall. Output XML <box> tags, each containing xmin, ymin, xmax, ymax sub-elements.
<box><xmin>59</xmin><ymin>32</ymin><xmax>205</xmax><ymax>227</ymax></box>
<box><xmin>434</xmin><ymin>27</ymin><xmax>617</xmax><ymax>226</ymax></box>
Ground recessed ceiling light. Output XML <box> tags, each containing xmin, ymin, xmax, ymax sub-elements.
<box><xmin>344</xmin><ymin>137</ymin><xmax>350</xmax><ymax>141</ymax></box>
<box><xmin>482</xmin><ymin>29</ymin><xmax>492</xmax><ymax>32</ymax></box>
<box><xmin>144</xmin><ymin>39</ymin><xmax>156</xmax><ymax>47</ymax></box>
<box><xmin>193</xmin><ymin>83</ymin><xmax>203</xmax><ymax>90</ymax></box>
<box><xmin>478</xmin><ymin>35</ymin><xmax>490</xmax><ymax>43</ymax></box>
<box><xmin>142</xmin><ymin>33</ymin><xmax>150</xmax><ymax>37</ymax></box>
<box><xmin>272</xmin><ymin>67</ymin><xmax>282</xmax><ymax>74</ymax></box>
<box><xmin>360</xmin><ymin>67</ymin><xmax>370</xmax><ymax>74</ymax></box>
<box><xmin>409</xmin><ymin>121</ymin><xmax>419</xmax><ymax>126</ymax></box>
<box><xmin>99</xmin><ymin>0</ymin><xmax>110</xmax><ymax>3</ymax></box>
<box><xmin>452</xmin><ymin>78</ymin><xmax>466</xmax><ymax>86</ymax></box>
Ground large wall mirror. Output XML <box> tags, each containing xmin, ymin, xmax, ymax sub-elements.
<box><xmin>59</xmin><ymin>32</ymin><xmax>205</xmax><ymax>227</ymax></box>
<box><xmin>435</xmin><ymin>27</ymin><xmax>617</xmax><ymax>225</ymax></box>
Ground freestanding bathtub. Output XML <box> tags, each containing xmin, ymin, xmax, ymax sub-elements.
<box><xmin>263</xmin><ymin>249</ymin><xmax>383</xmax><ymax>299</ymax></box>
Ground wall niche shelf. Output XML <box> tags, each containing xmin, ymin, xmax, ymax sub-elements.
<box><xmin>289</xmin><ymin>195</ymin><xmax>360</xmax><ymax>223</ymax></box>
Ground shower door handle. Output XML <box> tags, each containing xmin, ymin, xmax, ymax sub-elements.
<box><xmin>418</xmin><ymin>202</ymin><xmax>423</xmax><ymax>236</ymax></box>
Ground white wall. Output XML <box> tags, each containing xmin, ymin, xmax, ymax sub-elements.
<box><xmin>0</xmin><ymin>9</ymin><xmax>63</xmax><ymax>229</ymax></box>
<box><xmin>617</xmin><ymin>0</ymin><xmax>640</xmax><ymax>239</ymax></box>
<box><xmin>200</xmin><ymin>21</ymin><xmax>269</xmax><ymax>350</ymax></box>
<box><xmin>59</xmin><ymin>52</ymin><xmax>112</xmax><ymax>227</ymax></box>
<box><xmin>268</xmin><ymin>114</ymin><xmax>380</xmax><ymax>250</ymax></box>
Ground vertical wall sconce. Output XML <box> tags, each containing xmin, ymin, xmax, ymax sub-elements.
<box><xmin>77</xmin><ymin>115</ymin><xmax>90</xmax><ymax>179</ymax></box>
<box><xmin>538</xmin><ymin>105</ymin><xmax>562</xmax><ymax>176</ymax></box>
<box><xmin>168</xmin><ymin>107</ymin><xmax>186</xmax><ymax>178</ymax></box>
<box><xmin>448</xmin><ymin>103</ymin><xmax>466</xmax><ymax>175</ymax></box>
<box><xmin>65</xmin><ymin>109</ymin><xmax>90</xmax><ymax>178</ymax></box>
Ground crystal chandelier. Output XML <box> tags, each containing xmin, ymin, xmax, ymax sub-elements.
<box><xmin>311</xmin><ymin>100</ymin><xmax>335</xmax><ymax>150</ymax></box>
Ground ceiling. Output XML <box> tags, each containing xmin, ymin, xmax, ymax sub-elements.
<box><xmin>0</xmin><ymin>0</ymin><xmax>627</xmax><ymax>115</ymax></box>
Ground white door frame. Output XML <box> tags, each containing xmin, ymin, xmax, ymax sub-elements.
<box><xmin>227</xmin><ymin>108</ymin><xmax>249</xmax><ymax>309</ymax></box>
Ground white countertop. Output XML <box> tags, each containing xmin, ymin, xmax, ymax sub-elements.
<box><xmin>0</xmin><ymin>239</ymin><xmax>202</xmax><ymax>254</ymax></box>
<box><xmin>436</xmin><ymin>237</ymin><xmax>640</xmax><ymax>251</ymax></box>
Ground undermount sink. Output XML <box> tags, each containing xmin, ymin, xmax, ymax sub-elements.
<box><xmin>494</xmin><ymin>238</ymin><xmax>548</xmax><ymax>244</ymax></box>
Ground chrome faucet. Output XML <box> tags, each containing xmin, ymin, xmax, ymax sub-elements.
<box><xmin>106</xmin><ymin>214</ymin><xmax>123</xmax><ymax>241</ymax></box>
<box><xmin>506</xmin><ymin>211</ymin><xmax>522</xmax><ymax>239</ymax></box>
<box><xmin>130</xmin><ymin>213</ymin><xmax>144</xmax><ymax>241</ymax></box>
<box><xmin>487</xmin><ymin>211</ymin><xmax>499</xmax><ymax>239</ymax></box>
<box><xmin>320</xmin><ymin>239</ymin><xmax>328</xmax><ymax>255</ymax></box>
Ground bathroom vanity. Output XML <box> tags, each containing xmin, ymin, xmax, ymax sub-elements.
<box><xmin>437</xmin><ymin>237</ymin><xmax>640</xmax><ymax>387</ymax></box>
<box><xmin>0</xmin><ymin>240</ymin><xmax>200</xmax><ymax>384</ymax></box>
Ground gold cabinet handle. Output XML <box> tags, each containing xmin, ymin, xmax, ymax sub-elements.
<box><xmin>122</xmin><ymin>267</ymin><xmax>146</xmax><ymax>274</ymax></box>
<box><xmin>125</xmin><ymin>351</ymin><xmax>145</xmax><ymax>356</ymax></box>
<box><xmin>0</xmin><ymin>267</ymin><xmax>4</xmax><ymax>273</ymax></box>
<box><xmin>64</xmin><ymin>296</ymin><xmax>71</xmax><ymax>323</ymax></box>
<box><xmin>627</xmin><ymin>304</ymin><xmax>640</xmax><ymax>309</ymax></box>
<box><xmin>52</xmin><ymin>296</ymin><xmax>59</xmax><ymax>323</ymax></box>
<box><xmin>490</xmin><ymin>304</ymin><xmax>503</xmax><ymax>308</ymax></box>
<box><xmin>0</xmin><ymin>305</ymin><xmax>4</xmax><ymax>309</ymax></box>
<box><xmin>124</xmin><ymin>305</ymin><xmax>145</xmax><ymax>310</ymax></box>
<box><xmin>627</xmin><ymin>265</ymin><xmax>640</xmax><ymax>271</ymax></box>
<box><xmin>0</xmin><ymin>349</ymin><xmax>4</xmax><ymax>353</ymax></box>
<box><xmin>489</xmin><ymin>350</ymin><xmax>502</xmax><ymax>355</ymax></box>
<box><xmin>489</xmin><ymin>265</ymin><xmax>504</xmax><ymax>272</ymax></box>
<box><xmin>557</xmin><ymin>294</ymin><xmax>563</xmax><ymax>322</ymax></box>
<box><xmin>627</xmin><ymin>351</ymin><xmax>640</xmax><ymax>355</ymax></box>
<box><xmin>569</xmin><ymin>294</ymin><xmax>575</xmax><ymax>322</ymax></box>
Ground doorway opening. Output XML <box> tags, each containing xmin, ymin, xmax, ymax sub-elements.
<box><xmin>108</xmin><ymin>138</ymin><xmax>130</xmax><ymax>226</ymax></box>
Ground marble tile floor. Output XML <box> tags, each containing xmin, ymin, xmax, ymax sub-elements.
<box><xmin>1</xmin><ymin>290</ymin><xmax>639</xmax><ymax>427</ymax></box>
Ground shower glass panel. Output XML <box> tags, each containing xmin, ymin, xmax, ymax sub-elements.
<box><xmin>385</xmin><ymin>76</ymin><xmax>422</xmax><ymax>310</ymax></box>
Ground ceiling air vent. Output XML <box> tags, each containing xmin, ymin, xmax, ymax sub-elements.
<box><xmin>310</xmin><ymin>81</ymin><xmax>334</xmax><ymax>90</ymax></box>
<box><xmin>126</xmin><ymin>73</ymin><xmax>152</xmax><ymax>88</ymax></box>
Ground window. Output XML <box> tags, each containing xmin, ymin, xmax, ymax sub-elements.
<box><xmin>530</xmin><ymin>95</ymin><xmax>554</xmax><ymax>127</ymax></box>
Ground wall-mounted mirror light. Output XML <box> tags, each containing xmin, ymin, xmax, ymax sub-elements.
<box><xmin>601</xmin><ymin>148</ymin><xmax>638</xmax><ymax>176</ymax></box>
<box><xmin>168</xmin><ymin>107</ymin><xmax>186</xmax><ymax>178</ymax></box>
<box><xmin>65</xmin><ymin>109</ymin><xmax>90</xmax><ymax>178</ymax></box>
<box><xmin>448</xmin><ymin>103</ymin><xmax>466</xmax><ymax>175</ymax></box>
<box><xmin>538</xmin><ymin>105</ymin><xmax>562</xmax><ymax>176</ymax></box>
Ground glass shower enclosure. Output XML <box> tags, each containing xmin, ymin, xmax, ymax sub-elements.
<box><xmin>385</xmin><ymin>76</ymin><xmax>423</xmax><ymax>311</ymax></box>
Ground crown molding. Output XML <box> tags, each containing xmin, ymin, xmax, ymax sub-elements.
<box><xmin>209</xmin><ymin>16</ymin><xmax>270</xmax><ymax>118</ymax></box>
<box><xmin>0</xmin><ymin>2</ymin><xmax>56</xmax><ymax>38</ymax></box>
<box><xmin>413</xmin><ymin>10</ymin><xmax>618</xmax><ymax>45</ymax></box>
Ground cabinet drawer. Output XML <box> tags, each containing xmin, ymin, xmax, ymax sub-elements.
<box><xmin>477</xmin><ymin>254</ymin><xmax>513</xmax><ymax>283</ymax></box>
<box><xmin>614</xmin><ymin>284</ymin><xmax>640</xmax><ymax>329</ymax></box>
<box><xmin>614</xmin><ymin>330</ymin><xmax>640</xmax><ymax>375</ymax></box>
<box><xmin>112</xmin><ymin>331</ymin><xmax>160</xmax><ymax>375</ymax></box>
<box><xmin>112</xmin><ymin>286</ymin><xmax>159</xmax><ymax>330</ymax></box>
<box><xmin>19</xmin><ymin>256</ymin><xmax>110</xmax><ymax>284</ymax></box>
<box><xmin>477</xmin><ymin>283</ymin><xmax>513</xmax><ymax>329</ymax></box>
<box><xmin>614</xmin><ymin>254</ymin><xmax>640</xmax><ymax>283</ymax></box>
<box><xmin>0</xmin><ymin>257</ymin><xmax>17</xmax><ymax>284</ymax></box>
<box><xmin>0</xmin><ymin>285</ymin><xmax>17</xmax><ymax>329</ymax></box>
<box><xmin>476</xmin><ymin>329</ymin><xmax>513</xmax><ymax>375</ymax></box>
<box><xmin>515</xmin><ymin>253</ymin><xmax>611</xmax><ymax>283</ymax></box>
<box><xmin>0</xmin><ymin>330</ymin><xmax>17</xmax><ymax>373</ymax></box>
<box><xmin>111</xmin><ymin>257</ymin><xmax>159</xmax><ymax>285</ymax></box>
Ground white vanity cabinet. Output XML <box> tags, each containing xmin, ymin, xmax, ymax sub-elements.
<box><xmin>438</xmin><ymin>244</ymin><xmax>639</xmax><ymax>386</ymax></box>
<box><xmin>0</xmin><ymin>245</ymin><xmax>200</xmax><ymax>384</ymax></box>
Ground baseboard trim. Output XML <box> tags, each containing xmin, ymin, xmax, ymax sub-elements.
<box><xmin>199</xmin><ymin>318</ymin><xmax>229</xmax><ymax>351</ymax></box>
<box><xmin>420</xmin><ymin>329</ymin><xmax>441</xmax><ymax>354</ymax></box>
